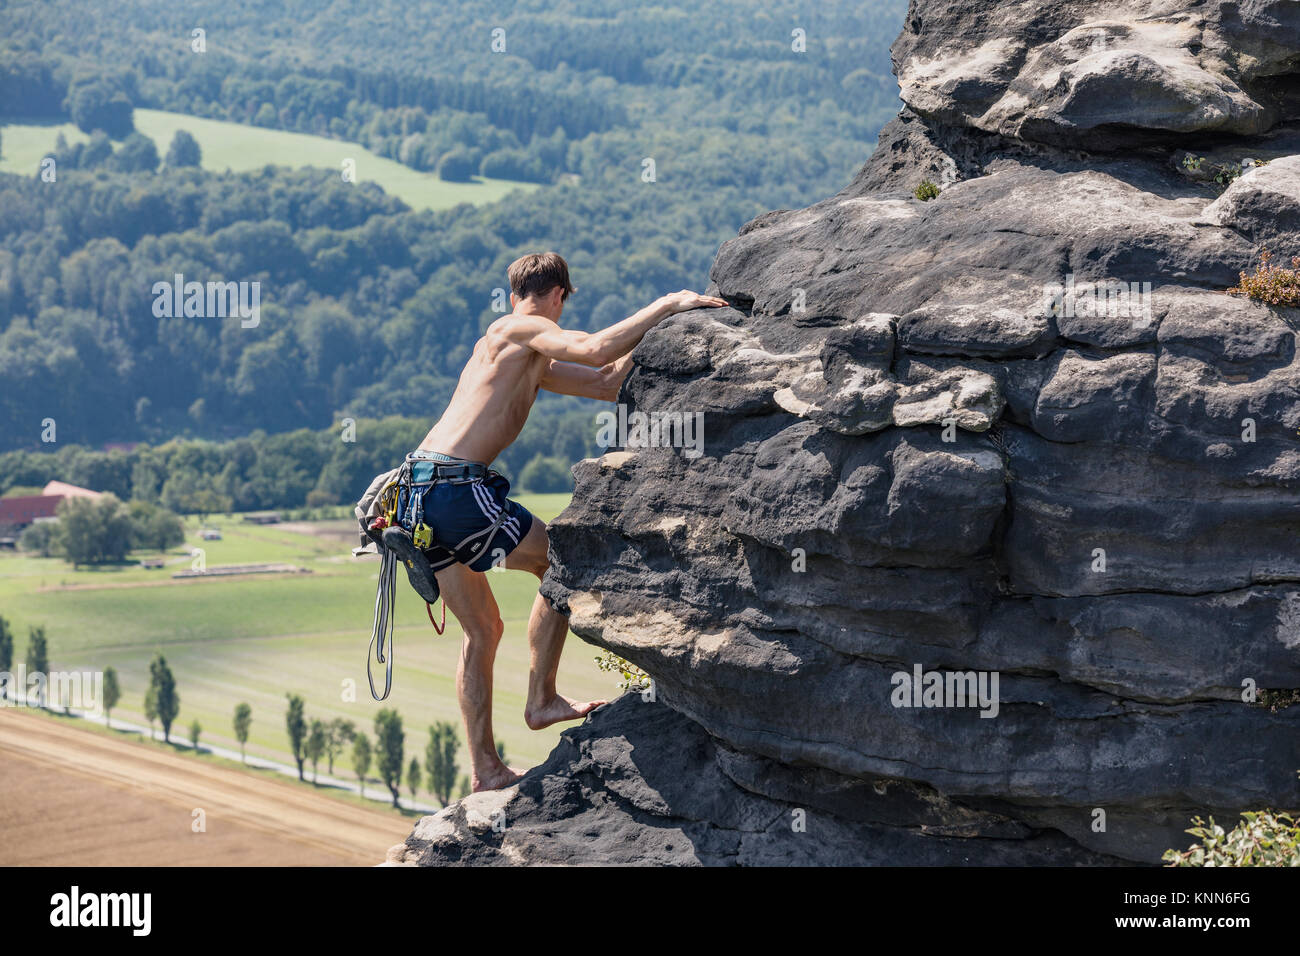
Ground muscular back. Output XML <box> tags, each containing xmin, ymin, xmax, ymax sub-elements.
<box><xmin>418</xmin><ymin>317</ymin><xmax>549</xmax><ymax>465</ymax></box>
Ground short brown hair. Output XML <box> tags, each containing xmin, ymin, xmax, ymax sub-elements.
<box><xmin>508</xmin><ymin>252</ymin><xmax>576</xmax><ymax>302</ymax></box>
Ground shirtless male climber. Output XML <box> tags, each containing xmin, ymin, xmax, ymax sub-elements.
<box><xmin>386</xmin><ymin>252</ymin><xmax>727</xmax><ymax>791</ymax></box>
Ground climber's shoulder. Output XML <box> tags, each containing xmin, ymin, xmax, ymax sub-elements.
<box><xmin>487</xmin><ymin>312</ymin><xmax>553</xmax><ymax>344</ymax></box>
<box><xmin>477</xmin><ymin>314</ymin><xmax>559</xmax><ymax>368</ymax></box>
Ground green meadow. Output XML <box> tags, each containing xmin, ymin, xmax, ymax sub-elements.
<box><xmin>0</xmin><ymin>493</ymin><xmax>623</xmax><ymax>783</ymax></box>
<box><xmin>0</xmin><ymin>109</ymin><xmax>539</xmax><ymax>211</ymax></box>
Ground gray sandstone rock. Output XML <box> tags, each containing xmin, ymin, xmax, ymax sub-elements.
<box><xmin>402</xmin><ymin>2</ymin><xmax>1300</xmax><ymax>865</ymax></box>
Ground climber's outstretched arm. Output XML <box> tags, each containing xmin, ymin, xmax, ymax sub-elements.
<box><xmin>507</xmin><ymin>290</ymin><xmax>728</xmax><ymax>368</ymax></box>
<box><xmin>540</xmin><ymin>353</ymin><xmax>635</xmax><ymax>402</ymax></box>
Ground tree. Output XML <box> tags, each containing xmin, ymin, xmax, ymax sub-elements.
<box><xmin>425</xmin><ymin>720</ymin><xmax>460</xmax><ymax>806</ymax></box>
<box><xmin>160</xmin><ymin>471</ymin><xmax>232</xmax><ymax>519</ymax></box>
<box><xmin>437</xmin><ymin>147</ymin><xmax>476</xmax><ymax>182</ymax></box>
<box><xmin>81</xmin><ymin>130</ymin><xmax>114</xmax><ymax>166</ymax></box>
<box><xmin>496</xmin><ymin>739</ymin><xmax>507</xmax><ymax>762</ymax></box>
<box><xmin>407</xmin><ymin>757</ymin><xmax>422</xmax><ymax>801</ymax></box>
<box><xmin>102</xmin><ymin>91</ymin><xmax>136</xmax><ymax>138</ymax></box>
<box><xmin>25</xmin><ymin>626</ymin><xmax>48</xmax><ymax>708</ymax></box>
<box><xmin>233</xmin><ymin>702</ymin><xmax>252</xmax><ymax>762</ymax></box>
<box><xmin>110</xmin><ymin>132</ymin><xmax>159</xmax><ymax>173</ymax></box>
<box><xmin>102</xmin><ymin>666</ymin><xmax>120</xmax><ymax>728</ymax></box>
<box><xmin>352</xmin><ymin>733</ymin><xmax>372</xmax><ymax>794</ymax></box>
<box><xmin>0</xmin><ymin>616</ymin><xmax>12</xmax><ymax>674</ymax></box>
<box><xmin>285</xmin><ymin>694</ymin><xmax>306</xmax><ymax>781</ymax></box>
<box><xmin>326</xmin><ymin>718</ymin><xmax>355</xmax><ymax>775</ymax></box>
<box><xmin>306</xmin><ymin>719</ymin><xmax>326</xmax><ymax>782</ymax></box>
<box><xmin>67</xmin><ymin>82</ymin><xmax>134</xmax><ymax>138</ymax></box>
<box><xmin>149</xmin><ymin>654</ymin><xmax>179</xmax><ymax>743</ymax></box>
<box><xmin>374</xmin><ymin>709</ymin><xmax>405</xmax><ymax>809</ymax></box>
<box><xmin>128</xmin><ymin>501</ymin><xmax>184</xmax><ymax>552</ymax></box>
<box><xmin>58</xmin><ymin>493</ymin><xmax>135</xmax><ymax>566</ymax></box>
<box><xmin>518</xmin><ymin>454</ymin><xmax>572</xmax><ymax>493</ymax></box>
<box><xmin>144</xmin><ymin>684</ymin><xmax>158</xmax><ymax>739</ymax></box>
<box><xmin>480</xmin><ymin>148</ymin><xmax>545</xmax><ymax>182</ymax></box>
<box><xmin>189</xmin><ymin>719</ymin><xmax>202</xmax><ymax>751</ymax></box>
<box><xmin>456</xmin><ymin>775</ymin><xmax>471</xmax><ymax>800</ymax></box>
<box><xmin>19</xmin><ymin>521</ymin><xmax>60</xmax><ymax>557</ymax></box>
<box><xmin>165</xmin><ymin>129</ymin><xmax>202</xmax><ymax>167</ymax></box>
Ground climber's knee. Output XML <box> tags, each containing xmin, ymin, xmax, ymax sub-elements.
<box><xmin>462</xmin><ymin>614</ymin><xmax>504</xmax><ymax>652</ymax></box>
<box><xmin>515</xmin><ymin>552</ymin><xmax>549</xmax><ymax>580</ymax></box>
<box><xmin>506</xmin><ymin>517</ymin><xmax>551</xmax><ymax>579</ymax></box>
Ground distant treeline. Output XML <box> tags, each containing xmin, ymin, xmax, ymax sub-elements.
<box><xmin>0</xmin><ymin>411</ymin><xmax>594</xmax><ymax>513</ymax></box>
<box><xmin>0</xmin><ymin>1</ymin><xmax>904</xmax><ymax>185</ymax></box>
<box><xmin>0</xmin><ymin>155</ymin><xmax>760</xmax><ymax>449</ymax></box>
<box><xmin>0</xmin><ymin>0</ymin><xmax>906</xmax><ymax>456</ymax></box>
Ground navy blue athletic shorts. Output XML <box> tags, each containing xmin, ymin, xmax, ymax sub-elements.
<box><xmin>397</xmin><ymin>461</ymin><xmax>534</xmax><ymax>573</ymax></box>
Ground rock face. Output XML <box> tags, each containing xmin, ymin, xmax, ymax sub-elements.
<box><xmin>397</xmin><ymin>0</ymin><xmax>1300</xmax><ymax>865</ymax></box>
<box><xmin>892</xmin><ymin>0</ymin><xmax>1300</xmax><ymax>149</ymax></box>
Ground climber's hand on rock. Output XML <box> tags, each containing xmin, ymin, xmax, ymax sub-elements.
<box><xmin>664</xmin><ymin>290</ymin><xmax>729</xmax><ymax>314</ymax></box>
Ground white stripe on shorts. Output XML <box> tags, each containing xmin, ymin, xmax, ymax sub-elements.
<box><xmin>471</xmin><ymin>481</ymin><xmax>521</xmax><ymax>545</ymax></box>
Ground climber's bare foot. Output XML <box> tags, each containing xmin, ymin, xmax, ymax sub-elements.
<box><xmin>524</xmin><ymin>693</ymin><xmax>608</xmax><ymax>730</ymax></box>
<box><xmin>472</xmin><ymin>764</ymin><xmax>524</xmax><ymax>793</ymax></box>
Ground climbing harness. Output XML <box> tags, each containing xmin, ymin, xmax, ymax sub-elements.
<box><xmin>353</xmin><ymin>453</ymin><xmax>508</xmax><ymax>700</ymax></box>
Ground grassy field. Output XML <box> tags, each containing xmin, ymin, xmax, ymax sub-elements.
<box><xmin>0</xmin><ymin>109</ymin><xmax>539</xmax><ymax>211</ymax></box>
<box><xmin>0</xmin><ymin>493</ymin><xmax>622</xmax><ymax>791</ymax></box>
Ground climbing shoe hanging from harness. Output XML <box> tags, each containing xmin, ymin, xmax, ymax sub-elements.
<box><xmin>382</xmin><ymin>524</ymin><xmax>441</xmax><ymax>605</ymax></box>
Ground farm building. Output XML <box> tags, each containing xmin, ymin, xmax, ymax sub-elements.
<box><xmin>0</xmin><ymin>481</ymin><xmax>103</xmax><ymax>530</ymax></box>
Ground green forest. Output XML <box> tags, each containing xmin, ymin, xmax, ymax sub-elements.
<box><xmin>0</xmin><ymin>0</ymin><xmax>906</xmax><ymax>502</ymax></box>
<box><xmin>0</xmin><ymin>410</ymin><xmax>593</xmax><ymax>511</ymax></box>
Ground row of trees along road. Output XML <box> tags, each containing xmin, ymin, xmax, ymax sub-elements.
<box><xmin>286</xmin><ymin>694</ymin><xmax>467</xmax><ymax>808</ymax></box>
<box><xmin>0</xmin><ymin>617</ymin><xmax>480</xmax><ymax>812</ymax></box>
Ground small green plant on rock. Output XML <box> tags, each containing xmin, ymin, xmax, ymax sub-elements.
<box><xmin>594</xmin><ymin>650</ymin><xmax>651</xmax><ymax>692</ymax></box>
<box><xmin>1215</xmin><ymin>162</ymin><xmax>1243</xmax><ymax>187</ymax></box>
<box><xmin>914</xmin><ymin>179</ymin><xmax>940</xmax><ymax>202</ymax></box>
<box><xmin>1181</xmin><ymin>154</ymin><xmax>1247</xmax><ymax>188</ymax></box>
<box><xmin>1257</xmin><ymin>688</ymin><xmax>1300</xmax><ymax>712</ymax></box>
<box><xmin>1228</xmin><ymin>248</ymin><xmax>1300</xmax><ymax>308</ymax></box>
<box><xmin>1163</xmin><ymin>808</ymin><xmax>1300</xmax><ymax>867</ymax></box>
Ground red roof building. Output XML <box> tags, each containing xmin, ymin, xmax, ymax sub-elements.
<box><xmin>0</xmin><ymin>495</ymin><xmax>61</xmax><ymax>526</ymax></box>
<box><xmin>0</xmin><ymin>482</ymin><xmax>102</xmax><ymax>529</ymax></box>
<box><xmin>41</xmin><ymin>481</ymin><xmax>101</xmax><ymax>500</ymax></box>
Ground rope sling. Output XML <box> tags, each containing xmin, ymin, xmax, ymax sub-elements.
<box><xmin>362</xmin><ymin>459</ymin><xmax>509</xmax><ymax>699</ymax></box>
<box><xmin>367</xmin><ymin>547</ymin><xmax>399</xmax><ymax>701</ymax></box>
<box><xmin>366</xmin><ymin>551</ymin><xmax>445</xmax><ymax>701</ymax></box>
